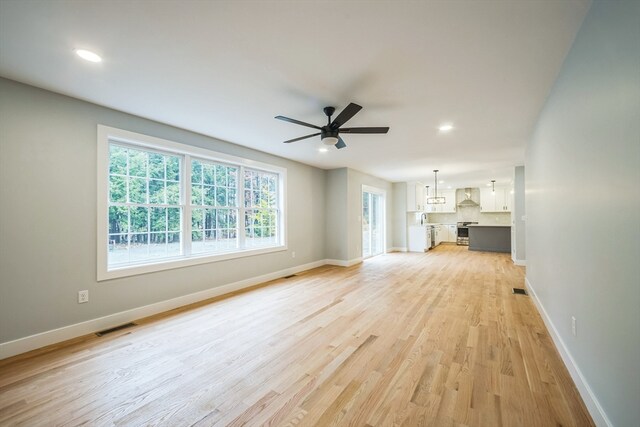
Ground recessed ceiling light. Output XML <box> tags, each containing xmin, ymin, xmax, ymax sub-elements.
<box><xmin>438</xmin><ymin>123</ymin><xmax>454</xmax><ymax>132</ymax></box>
<box><xmin>439</xmin><ymin>180</ymin><xmax>445</xmax><ymax>184</ymax></box>
<box><xmin>318</xmin><ymin>147</ymin><xmax>328</xmax><ymax>153</ymax></box>
<box><xmin>447</xmin><ymin>186</ymin><xmax>452</xmax><ymax>189</ymax></box>
<box><xmin>75</xmin><ymin>49</ymin><xmax>102</xmax><ymax>63</ymax></box>
<box><xmin>486</xmin><ymin>183</ymin><xmax>492</xmax><ymax>187</ymax></box>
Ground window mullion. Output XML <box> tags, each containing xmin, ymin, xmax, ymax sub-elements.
<box><xmin>126</xmin><ymin>149</ymin><xmax>131</xmax><ymax>263</ymax></box>
<box><xmin>146</xmin><ymin>153</ymin><xmax>151</xmax><ymax>258</ymax></box>
<box><xmin>238</xmin><ymin>166</ymin><xmax>246</xmax><ymax>250</ymax></box>
<box><xmin>183</xmin><ymin>155</ymin><xmax>192</xmax><ymax>256</ymax></box>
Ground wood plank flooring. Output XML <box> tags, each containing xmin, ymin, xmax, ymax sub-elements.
<box><xmin>0</xmin><ymin>245</ymin><xmax>594</xmax><ymax>426</ymax></box>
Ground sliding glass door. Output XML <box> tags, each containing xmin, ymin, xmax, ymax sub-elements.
<box><xmin>362</xmin><ymin>186</ymin><xmax>385</xmax><ymax>259</ymax></box>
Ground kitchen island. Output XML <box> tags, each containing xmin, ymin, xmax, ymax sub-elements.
<box><xmin>468</xmin><ymin>224</ymin><xmax>511</xmax><ymax>253</ymax></box>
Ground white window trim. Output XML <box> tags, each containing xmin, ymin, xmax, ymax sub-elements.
<box><xmin>97</xmin><ymin>125</ymin><xmax>287</xmax><ymax>281</ymax></box>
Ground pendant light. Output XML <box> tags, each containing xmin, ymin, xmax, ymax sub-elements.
<box><xmin>427</xmin><ymin>170</ymin><xmax>446</xmax><ymax>204</ymax></box>
<box><xmin>491</xmin><ymin>179</ymin><xmax>496</xmax><ymax>194</ymax></box>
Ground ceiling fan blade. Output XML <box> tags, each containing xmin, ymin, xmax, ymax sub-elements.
<box><xmin>339</xmin><ymin>127</ymin><xmax>390</xmax><ymax>134</ymax></box>
<box><xmin>335</xmin><ymin>137</ymin><xmax>347</xmax><ymax>149</ymax></box>
<box><xmin>283</xmin><ymin>133</ymin><xmax>321</xmax><ymax>143</ymax></box>
<box><xmin>330</xmin><ymin>103</ymin><xmax>362</xmax><ymax>129</ymax></box>
<box><xmin>275</xmin><ymin>116</ymin><xmax>322</xmax><ymax>130</ymax></box>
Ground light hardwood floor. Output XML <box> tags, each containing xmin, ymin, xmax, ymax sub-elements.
<box><xmin>0</xmin><ymin>245</ymin><xmax>594</xmax><ymax>426</ymax></box>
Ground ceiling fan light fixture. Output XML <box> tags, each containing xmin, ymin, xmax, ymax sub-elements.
<box><xmin>322</xmin><ymin>136</ymin><xmax>339</xmax><ymax>146</ymax></box>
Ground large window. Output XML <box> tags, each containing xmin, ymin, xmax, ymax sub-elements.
<box><xmin>97</xmin><ymin>126</ymin><xmax>286</xmax><ymax>280</ymax></box>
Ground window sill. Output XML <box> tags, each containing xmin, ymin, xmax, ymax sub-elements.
<box><xmin>98</xmin><ymin>244</ymin><xmax>288</xmax><ymax>281</ymax></box>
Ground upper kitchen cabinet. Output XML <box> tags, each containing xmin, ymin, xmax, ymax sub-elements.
<box><xmin>406</xmin><ymin>181</ymin><xmax>425</xmax><ymax>211</ymax></box>
<box><xmin>440</xmin><ymin>189</ymin><xmax>457</xmax><ymax>213</ymax></box>
<box><xmin>480</xmin><ymin>186</ymin><xmax>512</xmax><ymax>212</ymax></box>
<box><xmin>426</xmin><ymin>189</ymin><xmax>457</xmax><ymax>213</ymax></box>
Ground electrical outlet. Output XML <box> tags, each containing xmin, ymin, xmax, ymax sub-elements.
<box><xmin>571</xmin><ymin>316</ymin><xmax>577</xmax><ymax>337</ymax></box>
<box><xmin>291</xmin><ymin>251</ymin><xmax>296</xmax><ymax>258</ymax></box>
<box><xmin>78</xmin><ymin>290</ymin><xmax>89</xmax><ymax>304</ymax></box>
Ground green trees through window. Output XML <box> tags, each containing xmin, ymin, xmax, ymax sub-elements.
<box><xmin>191</xmin><ymin>159</ymin><xmax>239</xmax><ymax>253</ymax></box>
<box><xmin>244</xmin><ymin>169</ymin><xmax>278</xmax><ymax>247</ymax></box>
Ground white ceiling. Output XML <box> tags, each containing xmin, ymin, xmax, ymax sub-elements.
<box><xmin>0</xmin><ymin>0</ymin><xmax>590</xmax><ymax>188</ymax></box>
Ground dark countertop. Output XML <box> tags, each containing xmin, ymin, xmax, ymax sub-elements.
<box><xmin>467</xmin><ymin>224</ymin><xmax>511</xmax><ymax>227</ymax></box>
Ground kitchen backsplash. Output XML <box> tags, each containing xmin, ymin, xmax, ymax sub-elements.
<box><xmin>428</xmin><ymin>211</ymin><xmax>511</xmax><ymax>225</ymax></box>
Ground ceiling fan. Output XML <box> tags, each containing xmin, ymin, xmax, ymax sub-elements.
<box><xmin>275</xmin><ymin>103</ymin><xmax>389</xmax><ymax>149</ymax></box>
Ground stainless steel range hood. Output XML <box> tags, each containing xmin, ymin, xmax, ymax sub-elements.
<box><xmin>457</xmin><ymin>188</ymin><xmax>479</xmax><ymax>207</ymax></box>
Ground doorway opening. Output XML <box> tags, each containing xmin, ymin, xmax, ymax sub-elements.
<box><xmin>362</xmin><ymin>185</ymin><xmax>386</xmax><ymax>259</ymax></box>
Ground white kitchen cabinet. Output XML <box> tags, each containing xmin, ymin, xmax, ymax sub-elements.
<box><xmin>434</xmin><ymin>225</ymin><xmax>443</xmax><ymax>245</ymax></box>
<box><xmin>480</xmin><ymin>187</ymin><xmax>512</xmax><ymax>212</ymax></box>
<box><xmin>406</xmin><ymin>181</ymin><xmax>426</xmax><ymax>212</ymax></box>
<box><xmin>480</xmin><ymin>187</ymin><xmax>494</xmax><ymax>212</ymax></box>
<box><xmin>441</xmin><ymin>189</ymin><xmax>457</xmax><ymax>213</ymax></box>
<box><xmin>408</xmin><ymin>225</ymin><xmax>430</xmax><ymax>252</ymax></box>
<box><xmin>505</xmin><ymin>188</ymin><xmax>513</xmax><ymax>212</ymax></box>
<box><xmin>435</xmin><ymin>224</ymin><xmax>457</xmax><ymax>243</ymax></box>
<box><xmin>446</xmin><ymin>225</ymin><xmax>457</xmax><ymax>242</ymax></box>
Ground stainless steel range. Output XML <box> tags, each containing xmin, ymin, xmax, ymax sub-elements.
<box><xmin>456</xmin><ymin>222</ymin><xmax>478</xmax><ymax>246</ymax></box>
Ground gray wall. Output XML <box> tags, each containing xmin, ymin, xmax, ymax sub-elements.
<box><xmin>392</xmin><ymin>182</ymin><xmax>407</xmax><ymax>249</ymax></box>
<box><xmin>0</xmin><ymin>78</ymin><xmax>327</xmax><ymax>343</ymax></box>
<box><xmin>324</xmin><ymin>168</ymin><xmax>348</xmax><ymax>260</ymax></box>
<box><xmin>512</xmin><ymin>166</ymin><xmax>525</xmax><ymax>262</ymax></box>
<box><xmin>525</xmin><ymin>1</ymin><xmax>640</xmax><ymax>426</ymax></box>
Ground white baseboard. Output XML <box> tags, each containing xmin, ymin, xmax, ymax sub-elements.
<box><xmin>525</xmin><ymin>277</ymin><xmax>612</xmax><ymax>427</ymax></box>
<box><xmin>0</xmin><ymin>259</ymin><xmax>327</xmax><ymax>360</ymax></box>
<box><xmin>513</xmin><ymin>258</ymin><xmax>526</xmax><ymax>266</ymax></box>
<box><xmin>325</xmin><ymin>257</ymin><xmax>363</xmax><ymax>267</ymax></box>
<box><xmin>388</xmin><ymin>247</ymin><xmax>407</xmax><ymax>252</ymax></box>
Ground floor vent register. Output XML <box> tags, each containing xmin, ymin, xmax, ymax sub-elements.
<box><xmin>96</xmin><ymin>322</ymin><xmax>138</xmax><ymax>337</ymax></box>
<box><xmin>512</xmin><ymin>288</ymin><xmax>528</xmax><ymax>295</ymax></box>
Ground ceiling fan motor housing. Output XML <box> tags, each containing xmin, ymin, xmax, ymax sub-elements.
<box><xmin>323</xmin><ymin>106</ymin><xmax>336</xmax><ymax>119</ymax></box>
<box><xmin>321</xmin><ymin>127</ymin><xmax>339</xmax><ymax>138</ymax></box>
